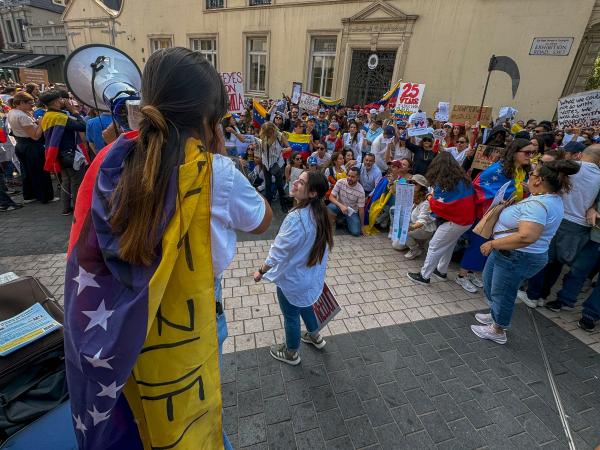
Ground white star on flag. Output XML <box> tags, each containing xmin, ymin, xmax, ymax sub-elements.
<box><xmin>82</xmin><ymin>300</ymin><xmax>114</xmax><ymax>332</ymax></box>
<box><xmin>88</xmin><ymin>405</ymin><xmax>111</xmax><ymax>426</ymax></box>
<box><xmin>97</xmin><ymin>381</ymin><xmax>125</xmax><ymax>399</ymax></box>
<box><xmin>73</xmin><ymin>266</ymin><xmax>100</xmax><ymax>296</ymax></box>
<box><xmin>438</xmin><ymin>197</ymin><xmax>445</xmax><ymax>203</ymax></box>
<box><xmin>73</xmin><ymin>414</ymin><xmax>87</xmax><ymax>434</ymax></box>
<box><xmin>492</xmin><ymin>176</ymin><xmax>498</xmax><ymax>181</ymax></box>
<box><xmin>84</xmin><ymin>348</ymin><xmax>114</xmax><ymax>370</ymax></box>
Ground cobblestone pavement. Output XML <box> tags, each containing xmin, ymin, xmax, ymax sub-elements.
<box><xmin>1</xmin><ymin>204</ymin><xmax>600</xmax><ymax>448</ymax></box>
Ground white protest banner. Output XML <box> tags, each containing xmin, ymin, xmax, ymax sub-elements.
<box><xmin>498</xmin><ymin>107</ymin><xmax>518</xmax><ymax>121</ymax></box>
<box><xmin>220</xmin><ymin>72</ymin><xmax>245</xmax><ymax>113</ymax></box>
<box><xmin>408</xmin><ymin>112</ymin><xmax>429</xmax><ymax>137</ymax></box>
<box><xmin>394</xmin><ymin>82</ymin><xmax>426</xmax><ymax>119</ymax></box>
<box><xmin>312</xmin><ymin>283</ymin><xmax>341</xmax><ymax>332</ymax></box>
<box><xmin>434</xmin><ymin>102</ymin><xmax>449</xmax><ymax>122</ymax></box>
<box><xmin>392</xmin><ymin>182</ymin><xmax>414</xmax><ymax>245</ymax></box>
<box><xmin>291</xmin><ymin>82</ymin><xmax>302</xmax><ymax>104</ymax></box>
<box><xmin>557</xmin><ymin>90</ymin><xmax>600</xmax><ymax>128</ymax></box>
<box><xmin>299</xmin><ymin>92</ymin><xmax>321</xmax><ymax>113</ymax></box>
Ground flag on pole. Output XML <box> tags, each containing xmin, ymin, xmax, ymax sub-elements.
<box><xmin>375</xmin><ymin>80</ymin><xmax>401</xmax><ymax>109</ymax></box>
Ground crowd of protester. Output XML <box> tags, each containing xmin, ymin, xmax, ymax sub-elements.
<box><xmin>1</xmin><ymin>80</ymin><xmax>599</xmax><ymax>339</ymax></box>
<box><xmin>227</xmin><ymin>97</ymin><xmax>600</xmax><ymax>340</ymax></box>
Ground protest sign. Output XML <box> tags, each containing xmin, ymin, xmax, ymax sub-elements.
<box><xmin>498</xmin><ymin>106</ymin><xmax>518</xmax><ymax>121</ymax></box>
<box><xmin>220</xmin><ymin>72</ymin><xmax>245</xmax><ymax>113</ymax></box>
<box><xmin>312</xmin><ymin>283</ymin><xmax>341</xmax><ymax>332</ymax></box>
<box><xmin>449</xmin><ymin>104</ymin><xmax>492</xmax><ymax>124</ymax></box>
<box><xmin>434</xmin><ymin>101</ymin><xmax>449</xmax><ymax>122</ymax></box>
<box><xmin>291</xmin><ymin>82</ymin><xmax>302</xmax><ymax>104</ymax></box>
<box><xmin>408</xmin><ymin>112</ymin><xmax>428</xmax><ymax>137</ymax></box>
<box><xmin>471</xmin><ymin>145</ymin><xmax>503</xmax><ymax>171</ymax></box>
<box><xmin>270</xmin><ymin>98</ymin><xmax>287</xmax><ymax>121</ymax></box>
<box><xmin>557</xmin><ymin>90</ymin><xmax>600</xmax><ymax>128</ymax></box>
<box><xmin>392</xmin><ymin>182</ymin><xmax>414</xmax><ymax>245</ymax></box>
<box><xmin>299</xmin><ymin>92</ymin><xmax>320</xmax><ymax>113</ymax></box>
<box><xmin>394</xmin><ymin>82</ymin><xmax>426</xmax><ymax>119</ymax></box>
<box><xmin>347</xmin><ymin>110</ymin><xmax>357</xmax><ymax>121</ymax></box>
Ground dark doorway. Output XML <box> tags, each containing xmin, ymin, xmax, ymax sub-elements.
<box><xmin>346</xmin><ymin>50</ymin><xmax>396</xmax><ymax>106</ymax></box>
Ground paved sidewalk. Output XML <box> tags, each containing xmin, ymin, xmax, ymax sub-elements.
<box><xmin>221</xmin><ymin>307</ymin><xmax>600</xmax><ymax>449</ymax></box>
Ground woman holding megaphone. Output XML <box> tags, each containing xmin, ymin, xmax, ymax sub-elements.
<box><xmin>63</xmin><ymin>47</ymin><xmax>271</xmax><ymax>450</ymax></box>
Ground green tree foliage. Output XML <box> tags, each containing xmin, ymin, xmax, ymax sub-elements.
<box><xmin>586</xmin><ymin>55</ymin><xmax>600</xmax><ymax>90</ymax></box>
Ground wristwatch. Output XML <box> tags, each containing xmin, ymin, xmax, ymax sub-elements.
<box><xmin>258</xmin><ymin>266</ymin><xmax>267</xmax><ymax>275</ymax></box>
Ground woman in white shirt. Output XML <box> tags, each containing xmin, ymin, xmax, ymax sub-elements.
<box><xmin>222</xmin><ymin>114</ymin><xmax>246</xmax><ymax>156</ymax></box>
<box><xmin>253</xmin><ymin>171</ymin><xmax>333</xmax><ymax>365</ymax></box>
<box><xmin>343</xmin><ymin>121</ymin><xmax>365</xmax><ymax>160</ymax></box>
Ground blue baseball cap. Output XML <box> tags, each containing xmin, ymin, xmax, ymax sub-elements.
<box><xmin>308</xmin><ymin>155</ymin><xmax>318</xmax><ymax>166</ymax></box>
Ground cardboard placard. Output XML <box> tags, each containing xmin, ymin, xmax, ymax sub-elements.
<box><xmin>557</xmin><ymin>90</ymin><xmax>600</xmax><ymax>128</ymax></box>
<box><xmin>299</xmin><ymin>92</ymin><xmax>320</xmax><ymax>113</ymax></box>
<box><xmin>449</xmin><ymin>105</ymin><xmax>492</xmax><ymax>125</ymax></box>
<box><xmin>408</xmin><ymin>112</ymin><xmax>428</xmax><ymax>137</ymax></box>
<box><xmin>471</xmin><ymin>145</ymin><xmax>503</xmax><ymax>171</ymax></box>
<box><xmin>18</xmin><ymin>68</ymin><xmax>48</xmax><ymax>85</ymax></box>
<box><xmin>312</xmin><ymin>283</ymin><xmax>341</xmax><ymax>332</ymax></box>
<box><xmin>391</xmin><ymin>182</ymin><xmax>414</xmax><ymax>245</ymax></box>
<box><xmin>220</xmin><ymin>72</ymin><xmax>245</xmax><ymax>113</ymax></box>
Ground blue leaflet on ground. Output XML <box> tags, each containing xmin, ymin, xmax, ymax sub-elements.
<box><xmin>0</xmin><ymin>303</ymin><xmax>62</xmax><ymax>356</ymax></box>
<box><xmin>0</xmin><ymin>272</ymin><xmax>18</xmax><ymax>285</ymax></box>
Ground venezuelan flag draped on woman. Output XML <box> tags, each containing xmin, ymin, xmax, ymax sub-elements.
<box><xmin>63</xmin><ymin>48</ymin><xmax>270</xmax><ymax>450</ymax></box>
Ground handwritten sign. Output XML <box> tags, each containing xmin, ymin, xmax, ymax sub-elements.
<box><xmin>312</xmin><ymin>283</ymin><xmax>341</xmax><ymax>332</ymax></box>
<box><xmin>471</xmin><ymin>145</ymin><xmax>503</xmax><ymax>171</ymax></box>
<box><xmin>449</xmin><ymin>105</ymin><xmax>492</xmax><ymax>125</ymax></box>
<box><xmin>529</xmin><ymin>37</ymin><xmax>574</xmax><ymax>56</ymax></box>
<box><xmin>394</xmin><ymin>82</ymin><xmax>425</xmax><ymax>119</ymax></box>
<box><xmin>557</xmin><ymin>90</ymin><xmax>600</xmax><ymax>128</ymax></box>
<box><xmin>19</xmin><ymin>68</ymin><xmax>48</xmax><ymax>85</ymax></box>
<box><xmin>408</xmin><ymin>112</ymin><xmax>428</xmax><ymax>137</ymax></box>
<box><xmin>392</xmin><ymin>182</ymin><xmax>414</xmax><ymax>245</ymax></box>
<box><xmin>299</xmin><ymin>92</ymin><xmax>320</xmax><ymax>113</ymax></box>
<box><xmin>220</xmin><ymin>72</ymin><xmax>245</xmax><ymax>113</ymax></box>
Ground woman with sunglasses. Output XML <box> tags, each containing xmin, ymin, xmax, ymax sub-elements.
<box><xmin>443</xmin><ymin>136</ymin><xmax>473</xmax><ymax>165</ymax></box>
<box><xmin>471</xmin><ymin>160</ymin><xmax>580</xmax><ymax>344</ymax></box>
<box><xmin>285</xmin><ymin>151</ymin><xmax>306</xmax><ymax>203</ymax></box>
<box><xmin>455</xmin><ymin>139</ymin><xmax>534</xmax><ymax>293</ymax></box>
<box><xmin>343</xmin><ymin>121</ymin><xmax>365</xmax><ymax>161</ymax></box>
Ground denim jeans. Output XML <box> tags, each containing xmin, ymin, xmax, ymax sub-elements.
<box><xmin>483</xmin><ymin>249</ymin><xmax>548</xmax><ymax>329</ymax></box>
<box><xmin>0</xmin><ymin>165</ymin><xmax>15</xmax><ymax>208</ymax></box>
<box><xmin>214</xmin><ymin>277</ymin><xmax>233</xmax><ymax>450</ymax></box>
<box><xmin>327</xmin><ymin>203</ymin><xmax>361</xmax><ymax>236</ymax></box>
<box><xmin>582</xmin><ymin>281</ymin><xmax>600</xmax><ymax>322</ymax></box>
<box><xmin>526</xmin><ymin>220</ymin><xmax>591</xmax><ymax>300</ymax></box>
<box><xmin>276</xmin><ymin>286</ymin><xmax>319</xmax><ymax>352</ymax></box>
<box><xmin>556</xmin><ymin>240</ymin><xmax>600</xmax><ymax>306</ymax></box>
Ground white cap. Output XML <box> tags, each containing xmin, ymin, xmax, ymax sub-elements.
<box><xmin>369</xmin><ymin>108</ymin><xmax>378</xmax><ymax>115</ymax></box>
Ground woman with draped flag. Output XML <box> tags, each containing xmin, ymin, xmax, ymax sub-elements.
<box><xmin>454</xmin><ymin>139</ymin><xmax>532</xmax><ymax>293</ymax></box>
<box><xmin>408</xmin><ymin>152</ymin><xmax>475</xmax><ymax>285</ymax></box>
<box><xmin>63</xmin><ymin>48</ymin><xmax>271</xmax><ymax>450</ymax></box>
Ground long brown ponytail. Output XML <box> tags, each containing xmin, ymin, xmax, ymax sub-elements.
<box><xmin>109</xmin><ymin>47</ymin><xmax>227</xmax><ymax>266</ymax></box>
<box><xmin>293</xmin><ymin>171</ymin><xmax>333</xmax><ymax>267</ymax></box>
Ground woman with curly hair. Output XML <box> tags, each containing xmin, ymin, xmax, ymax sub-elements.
<box><xmin>408</xmin><ymin>152</ymin><xmax>475</xmax><ymax>285</ymax></box>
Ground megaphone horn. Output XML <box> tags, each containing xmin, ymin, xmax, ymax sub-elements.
<box><xmin>64</xmin><ymin>44</ymin><xmax>142</xmax><ymax>113</ymax></box>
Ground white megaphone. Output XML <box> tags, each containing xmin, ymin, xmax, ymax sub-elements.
<box><xmin>64</xmin><ymin>44</ymin><xmax>141</xmax><ymax>130</ymax></box>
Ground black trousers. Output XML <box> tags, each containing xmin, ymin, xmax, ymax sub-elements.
<box><xmin>14</xmin><ymin>137</ymin><xmax>54</xmax><ymax>203</ymax></box>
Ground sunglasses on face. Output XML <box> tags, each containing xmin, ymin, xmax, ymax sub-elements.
<box><xmin>317</xmin><ymin>146</ymin><xmax>325</xmax><ymax>150</ymax></box>
<box><xmin>519</xmin><ymin>151</ymin><xmax>535</xmax><ymax>156</ymax></box>
<box><xmin>294</xmin><ymin>157</ymin><xmax>302</xmax><ymax>161</ymax></box>
<box><xmin>458</xmin><ymin>140</ymin><xmax>467</xmax><ymax>144</ymax></box>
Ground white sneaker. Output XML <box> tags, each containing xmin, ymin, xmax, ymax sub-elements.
<box><xmin>50</xmin><ymin>197</ymin><xmax>60</xmax><ymax>203</ymax></box>
<box><xmin>455</xmin><ymin>276</ymin><xmax>477</xmax><ymax>293</ymax></box>
<box><xmin>404</xmin><ymin>248</ymin><xmax>422</xmax><ymax>260</ymax></box>
<box><xmin>516</xmin><ymin>290</ymin><xmax>537</xmax><ymax>309</ymax></box>
<box><xmin>392</xmin><ymin>241</ymin><xmax>407</xmax><ymax>251</ymax></box>
<box><xmin>470</xmin><ymin>324</ymin><xmax>507</xmax><ymax>345</ymax></box>
<box><xmin>475</xmin><ymin>313</ymin><xmax>493</xmax><ymax>326</ymax></box>
<box><xmin>23</xmin><ymin>199</ymin><xmax>37</xmax><ymax>204</ymax></box>
<box><xmin>468</xmin><ymin>273</ymin><xmax>484</xmax><ymax>288</ymax></box>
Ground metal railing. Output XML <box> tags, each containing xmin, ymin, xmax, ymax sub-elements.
<box><xmin>249</xmin><ymin>0</ymin><xmax>271</xmax><ymax>5</ymax></box>
<box><xmin>206</xmin><ymin>0</ymin><xmax>224</xmax><ymax>8</ymax></box>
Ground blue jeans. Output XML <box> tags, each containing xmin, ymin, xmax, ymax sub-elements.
<box><xmin>526</xmin><ymin>220</ymin><xmax>591</xmax><ymax>300</ymax></box>
<box><xmin>214</xmin><ymin>277</ymin><xmax>233</xmax><ymax>450</ymax></box>
<box><xmin>483</xmin><ymin>249</ymin><xmax>548</xmax><ymax>329</ymax></box>
<box><xmin>327</xmin><ymin>203</ymin><xmax>361</xmax><ymax>236</ymax></box>
<box><xmin>277</xmin><ymin>286</ymin><xmax>319</xmax><ymax>352</ymax></box>
<box><xmin>554</xmin><ymin>241</ymin><xmax>600</xmax><ymax>322</ymax></box>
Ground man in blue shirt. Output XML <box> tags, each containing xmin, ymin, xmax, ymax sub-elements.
<box><xmin>85</xmin><ymin>112</ymin><xmax>113</xmax><ymax>156</ymax></box>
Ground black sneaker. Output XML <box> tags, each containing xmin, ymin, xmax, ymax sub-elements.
<box><xmin>546</xmin><ymin>300</ymin><xmax>565</xmax><ymax>312</ymax></box>
<box><xmin>407</xmin><ymin>272</ymin><xmax>430</xmax><ymax>285</ymax></box>
<box><xmin>578</xmin><ymin>317</ymin><xmax>595</xmax><ymax>332</ymax></box>
<box><xmin>433</xmin><ymin>269</ymin><xmax>448</xmax><ymax>281</ymax></box>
